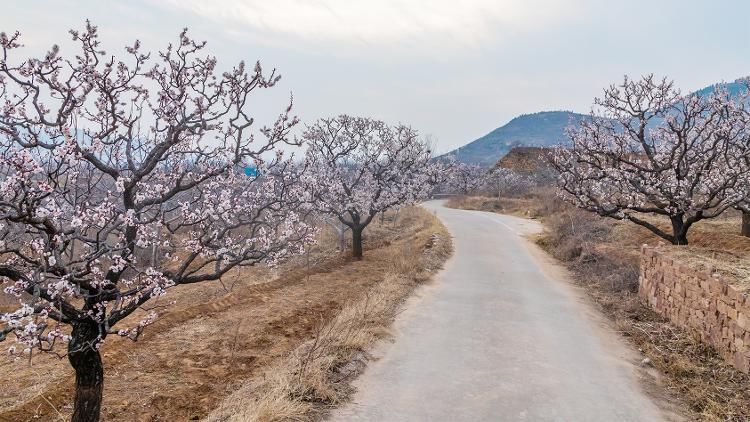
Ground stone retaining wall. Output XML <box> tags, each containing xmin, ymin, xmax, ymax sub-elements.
<box><xmin>639</xmin><ymin>245</ymin><xmax>750</xmax><ymax>372</ymax></box>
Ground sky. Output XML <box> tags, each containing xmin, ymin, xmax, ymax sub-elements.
<box><xmin>2</xmin><ymin>1</ymin><xmax>750</xmax><ymax>154</ymax></box>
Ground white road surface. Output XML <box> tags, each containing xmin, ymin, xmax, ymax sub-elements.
<box><xmin>330</xmin><ymin>201</ymin><xmax>675</xmax><ymax>422</ymax></box>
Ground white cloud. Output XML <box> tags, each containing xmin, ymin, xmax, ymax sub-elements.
<box><xmin>158</xmin><ymin>0</ymin><xmax>580</xmax><ymax>54</ymax></box>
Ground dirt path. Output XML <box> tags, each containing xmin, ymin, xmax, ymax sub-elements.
<box><xmin>331</xmin><ymin>201</ymin><xmax>680</xmax><ymax>421</ymax></box>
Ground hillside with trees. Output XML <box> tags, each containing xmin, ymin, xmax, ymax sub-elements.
<box><xmin>442</xmin><ymin>111</ymin><xmax>590</xmax><ymax>166</ymax></box>
<box><xmin>446</xmin><ymin>79</ymin><xmax>749</xmax><ymax>167</ymax></box>
<box><xmin>0</xmin><ymin>24</ymin><xmax>450</xmax><ymax>422</ymax></box>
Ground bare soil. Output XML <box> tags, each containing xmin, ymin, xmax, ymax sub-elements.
<box><xmin>0</xmin><ymin>207</ymin><xmax>448</xmax><ymax>422</ymax></box>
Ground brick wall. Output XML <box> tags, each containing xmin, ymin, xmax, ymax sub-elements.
<box><xmin>639</xmin><ymin>245</ymin><xmax>750</xmax><ymax>372</ymax></box>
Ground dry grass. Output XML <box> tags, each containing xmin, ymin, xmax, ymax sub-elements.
<box><xmin>541</xmin><ymin>207</ymin><xmax>750</xmax><ymax>421</ymax></box>
<box><xmin>669</xmin><ymin>248</ymin><xmax>750</xmax><ymax>290</ymax></box>
<box><xmin>0</xmin><ymin>207</ymin><xmax>452</xmax><ymax>422</ymax></box>
<box><xmin>445</xmin><ymin>190</ymin><xmax>558</xmax><ymax>220</ymax></box>
<box><xmin>451</xmin><ymin>192</ymin><xmax>750</xmax><ymax>421</ymax></box>
<box><xmin>205</xmin><ymin>274</ymin><xmax>406</xmax><ymax>422</ymax></box>
<box><xmin>204</xmin><ymin>208</ymin><xmax>452</xmax><ymax>422</ymax></box>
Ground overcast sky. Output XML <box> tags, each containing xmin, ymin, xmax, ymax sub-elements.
<box><xmin>3</xmin><ymin>1</ymin><xmax>749</xmax><ymax>153</ymax></box>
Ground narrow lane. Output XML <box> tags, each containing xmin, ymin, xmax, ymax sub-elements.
<box><xmin>330</xmin><ymin>201</ymin><xmax>672</xmax><ymax>422</ymax></box>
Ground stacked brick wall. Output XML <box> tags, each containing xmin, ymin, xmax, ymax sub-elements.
<box><xmin>639</xmin><ymin>245</ymin><xmax>750</xmax><ymax>372</ymax></box>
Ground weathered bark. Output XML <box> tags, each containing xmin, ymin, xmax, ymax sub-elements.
<box><xmin>338</xmin><ymin>227</ymin><xmax>347</xmax><ymax>251</ymax></box>
<box><xmin>673</xmin><ymin>232</ymin><xmax>689</xmax><ymax>246</ymax></box>
<box><xmin>670</xmin><ymin>216</ymin><xmax>689</xmax><ymax>245</ymax></box>
<box><xmin>69</xmin><ymin>321</ymin><xmax>104</xmax><ymax>422</ymax></box>
<box><xmin>742</xmin><ymin>210</ymin><xmax>750</xmax><ymax>237</ymax></box>
<box><xmin>352</xmin><ymin>226</ymin><xmax>363</xmax><ymax>259</ymax></box>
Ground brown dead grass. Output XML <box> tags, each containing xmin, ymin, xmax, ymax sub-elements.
<box><xmin>205</xmin><ymin>211</ymin><xmax>452</xmax><ymax>422</ymax></box>
<box><xmin>445</xmin><ymin>195</ymin><xmax>539</xmax><ymax>219</ymax></box>
<box><xmin>0</xmin><ymin>207</ymin><xmax>452</xmax><ymax>422</ymax></box>
<box><xmin>451</xmin><ymin>192</ymin><xmax>750</xmax><ymax>421</ymax></box>
<box><xmin>449</xmin><ymin>193</ymin><xmax>750</xmax><ymax>289</ymax></box>
<box><xmin>542</xmin><ymin>210</ymin><xmax>750</xmax><ymax>421</ymax></box>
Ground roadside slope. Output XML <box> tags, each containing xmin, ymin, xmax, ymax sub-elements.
<box><xmin>0</xmin><ymin>207</ymin><xmax>449</xmax><ymax>422</ymax></box>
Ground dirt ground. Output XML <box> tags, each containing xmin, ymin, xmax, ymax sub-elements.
<box><xmin>0</xmin><ymin>207</ymin><xmax>444</xmax><ymax>422</ymax></box>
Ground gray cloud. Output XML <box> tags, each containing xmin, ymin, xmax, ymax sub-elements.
<box><xmin>1</xmin><ymin>0</ymin><xmax>749</xmax><ymax>153</ymax></box>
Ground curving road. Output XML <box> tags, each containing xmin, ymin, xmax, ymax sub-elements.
<box><xmin>330</xmin><ymin>201</ymin><xmax>676</xmax><ymax>422</ymax></box>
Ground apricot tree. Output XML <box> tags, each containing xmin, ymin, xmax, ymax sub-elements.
<box><xmin>302</xmin><ymin>116</ymin><xmax>440</xmax><ymax>258</ymax></box>
<box><xmin>0</xmin><ymin>23</ymin><xmax>312</xmax><ymax>421</ymax></box>
<box><xmin>553</xmin><ymin>75</ymin><xmax>747</xmax><ymax>245</ymax></box>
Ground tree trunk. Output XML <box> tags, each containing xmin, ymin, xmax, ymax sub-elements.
<box><xmin>69</xmin><ymin>321</ymin><xmax>104</xmax><ymax>422</ymax></box>
<box><xmin>673</xmin><ymin>232</ymin><xmax>689</xmax><ymax>246</ymax></box>
<box><xmin>670</xmin><ymin>216</ymin><xmax>689</xmax><ymax>245</ymax></box>
<box><xmin>352</xmin><ymin>226</ymin><xmax>363</xmax><ymax>259</ymax></box>
<box><xmin>742</xmin><ymin>210</ymin><xmax>750</xmax><ymax>237</ymax></box>
<box><xmin>151</xmin><ymin>242</ymin><xmax>158</xmax><ymax>267</ymax></box>
<box><xmin>338</xmin><ymin>227</ymin><xmax>346</xmax><ymax>251</ymax></box>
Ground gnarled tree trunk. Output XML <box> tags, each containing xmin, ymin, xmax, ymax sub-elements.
<box><xmin>742</xmin><ymin>210</ymin><xmax>750</xmax><ymax>237</ymax></box>
<box><xmin>352</xmin><ymin>226</ymin><xmax>363</xmax><ymax>259</ymax></box>
<box><xmin>670</xmin><ymin>215</ymin><xmax>689</xmax><ymax>245</ymax></box>
<box><xmin>68</xmin><ymin>321</ymin><xmax>104</xmax><ymax>422</ymax></box>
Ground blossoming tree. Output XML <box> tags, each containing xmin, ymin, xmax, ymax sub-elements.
<box><xmin>486</xmin><ymin>167</ymin><xmax>533</xmax><ymax>198</ymax></box>
<box><xmin>553</xmin><ymin>75</ymin><xmax>748</xmax><ymax>245</ymax></box>
<box><xmin>0</xmin><ymin>24</ymin><xmax>313</xmax><ymax>421</ymax></box>
<box><xmin>718</xmin><ymin>81</ymin><xmax>750</xmax><ymax>236</ymax></box>
<box><xmin>449</xmin><ymin>162</ymin><xmax>488</xmax><ymax>195</ymax></box>
<box><xmin>302</xmin><ymin>115</ymin><xmax>442</xmax><ymax>258</ymax></box>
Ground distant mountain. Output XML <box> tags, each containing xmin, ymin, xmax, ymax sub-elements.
<box><xmin>446</xmin><ymin>78</ymin><xmax>750</xmax><ymax>166</ymax></box>
<box><xmin>443</xmin><ymin>111</ymin><xmax>589</xmax><ymax>166</ymax></box>
<box><xmin>692</xmin><ymin>79</ymin><xmax>747</xmax><ymax>97</ymax></box>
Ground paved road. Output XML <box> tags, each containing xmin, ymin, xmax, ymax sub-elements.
<box><xmin>330</xmin><ymin>201</ymin><xmax>672</xmax><ymax>422</ymax></box>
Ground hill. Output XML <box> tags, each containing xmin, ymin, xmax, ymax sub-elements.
<box><xmin>446</xmin><ymin>78</ymin><xmax>750</xmax><ymax>166</ymax></box>
<box><xmin>692</xmin><ymin>79</ymin><xmax>747</xmax><ymax>97</ymax></box>
<box><xmin>443</xmin><ymin>111</ymin><xmax>589</xmax><ymax>166</ymax></box>
<box><xmin>495</xmin><ymin>146</ymin><xmax>554</xmax><ymax>172</ymax></box>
